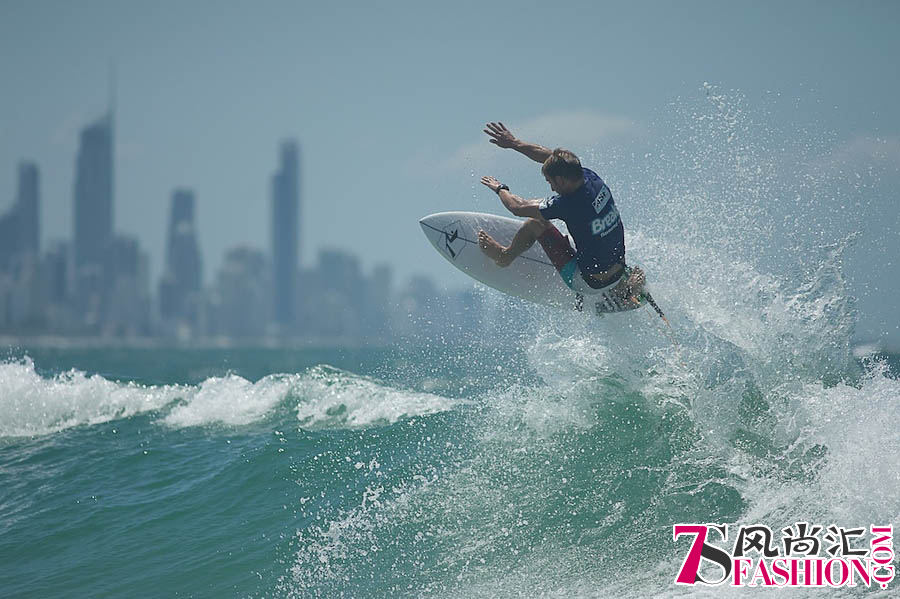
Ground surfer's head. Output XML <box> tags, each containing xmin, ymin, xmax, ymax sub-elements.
<box><xmin>542</xmin><ymin>149</ymin><xmax>583</xmax><ymax>194</ymax></box>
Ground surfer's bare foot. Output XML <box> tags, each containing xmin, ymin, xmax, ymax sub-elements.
<box><xmin>616</xmin><ymin>267</ymin><xmax>646</xmax><ymax>303</ymax></box>
<box><xmin>478</xmin><ymin>231</ymin><xmax>512</xmax><ymax>266</ymax></box>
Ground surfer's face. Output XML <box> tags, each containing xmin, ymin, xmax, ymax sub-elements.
<box><xmin>545</xmin><ymin>175</ymin><xmax>562</xmax><ymax>194</ymax></box>
<box><xmin>546</xmin><ymin>175</ymin><xmax>575</xmax><ymax>195</ymax></box>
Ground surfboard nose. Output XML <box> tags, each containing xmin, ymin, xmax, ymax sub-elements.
<box><xmin>418</xmin><ymin>213</ymin><xmax>439</xmax><ymax>230</ymax></box>
<box><xmin>419</xmin><ymin>214</ymin><xmax>444</xmax><ymax>250</ymax></box>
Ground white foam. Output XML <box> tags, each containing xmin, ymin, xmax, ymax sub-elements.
<box><xmin>163</xmin><ymin>366</ymin><xmax>461</xmax><ymax>430</ymax></box>
<box><xmin>0</xmin><ymin>359</ymin><xmax>461</xmax><ymax>436</ymax></box>
<box><xmin>0</xmin><ymin>357</ymin><xmax>182</xmax><ymax>437</ymax></box>
<box><xmin>742</xmin><ymin>360</ymin><xmax>900</xmax><ymax>528</ymax></box>
<box><xmin>162</xmin><ymin>372</ymin><xmax>293</xmax><ymax>428</ymax></box>
<box><xmin>293</xmin><ymin>365</ymin><xmax>463</xmax><ymax>429</ymax></box>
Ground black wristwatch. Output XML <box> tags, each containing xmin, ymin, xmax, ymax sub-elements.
<box><xmin>495</xmin><ymin>184</ymin><xmax>510</xmax><ymax>195</ymax></box>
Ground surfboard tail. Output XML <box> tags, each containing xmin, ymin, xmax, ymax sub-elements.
<box><xmin>642</xmin><ymin>291</ymin><xmax>668</xmax><ymax>324</ymax></box>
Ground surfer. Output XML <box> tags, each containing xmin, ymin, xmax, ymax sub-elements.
<box><xmin>477</xmin><ymin>122</ymin><xmax>644</xmax><ymax>305</ymax></box>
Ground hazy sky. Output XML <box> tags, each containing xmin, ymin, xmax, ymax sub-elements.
<box><xmin>1</xmin><ymin>0</ymin><xmax>898</xmax><ymax>344</ymax></box>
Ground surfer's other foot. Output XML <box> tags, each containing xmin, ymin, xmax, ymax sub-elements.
<box><xmin>617</xmin><ymin>267</ymin><xmax>646</xmax><ymax>303</ymax></box>
<box><xmin>478</xmin><ymin>231</ymin><xmax>512</xmax><ymax>266</ymax></box>
<box><xmin>626</xmin><ymin>267</ymin><xmax>646</xmax><ymax>296</ymax></box>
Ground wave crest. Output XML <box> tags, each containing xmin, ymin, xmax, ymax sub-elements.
<box><xmin>0</xmin><ymin>360</ymin><xmax>461</xmax><ymax>437</ymax></box>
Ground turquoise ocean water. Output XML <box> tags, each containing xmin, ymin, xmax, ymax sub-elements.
<box><xmin>1</xmin><ymin>335</ymin><xmax>897</xmax><ymax>598</ymax></box>
<box><xmin>3</xmin><ymin>93</ymin><xmax>899</xmax><ymax>597</ymax></box>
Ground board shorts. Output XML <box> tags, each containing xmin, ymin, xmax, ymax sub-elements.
<box><xmin>536</xmin><ymin>224</ymin><xmax>628</xmax><ymax>296</ymax></box>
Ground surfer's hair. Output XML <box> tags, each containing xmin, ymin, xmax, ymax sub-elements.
<box><xmin>542</xmin><ymin>148</ymin><xmax>583</xmax><ymax>181</ymax></box>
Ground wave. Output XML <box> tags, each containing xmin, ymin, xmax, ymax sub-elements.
<box><xmin>0</xmin><ymin>357</ymin><xmax>182</xmax><ymax>438</ymax></box>
<box><xmin>0</xmin><ymin>360</ymin><xmax>461</xmax><ymax>437</ymax></box>
<box><xmin>292</xmin><ymin>365</ymin><xmax>465</xmax><ymax>429</ymax></box>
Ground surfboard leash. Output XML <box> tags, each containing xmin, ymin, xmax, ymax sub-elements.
<box><xmin>642</xmin><ymin>291</ymin><xmax>669</xmax><ymax>326</ymax></box>
<box><xmin>640</xmin><ymin>291</ymin><xmax>687</xmax><ymax>365</ymax></box>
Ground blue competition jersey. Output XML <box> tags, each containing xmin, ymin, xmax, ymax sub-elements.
<box><xmin>538</xmin><ymin>168</ymin><xmax>625</xmax><ymax>274</ymax></box>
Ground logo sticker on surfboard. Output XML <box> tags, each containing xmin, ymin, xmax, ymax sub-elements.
<box><xmin>441</xmin><ymin>221</ymin><xmax>465</xmax><ymax>260</ymax></box>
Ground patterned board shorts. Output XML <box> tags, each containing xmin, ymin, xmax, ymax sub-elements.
<box><xmin>536</xmin><ymin>224</ymin><xmax>626</xmax><ymax>295</ymax></box>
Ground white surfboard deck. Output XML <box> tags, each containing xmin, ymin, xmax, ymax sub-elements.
<box><xmin>419</xmin><ymin>211</ymin><xmax>646</xmax><ymax>315</ymax></box>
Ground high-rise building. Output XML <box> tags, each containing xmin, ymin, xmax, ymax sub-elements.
<box><xmin>318</xmin><ymin>248</ymin><xmax>361</xmax><ymax>298</ymax></box>
<box><xmin>42</xmin><ymin>241</ymin><xmax>71</xmax><ymax>305</ymax></box>
<box><xmin>364</xmin><ymin>263</ymin><xmax>394</xmax><ymax>340</ymax></box>
<box><xmin>0</xmin><ymin>161</ymin><xmax>42</xmax><ymax>332</ymax></box>
<box><xmin>213</xmin><ymin>246</ymin><xmax>270</xmax><ymax>338</ymax></box>
<box><xmin>16</xmin><ymin>162</ymin><xmax>39</xmax><ymax>256</ymax></box>
<box><xmin>271</xmin><ymin>140</ymin><xmax>299</xmax><ymax>327</ymax></box>
<box><xmin>73</xmin><ymin>114</ymin><xmax>113</xmax><ymax>271</ymax></box>
<box><xmin>159</xmin><ymin>188</ymin><xmax>203</xmax><ymax>321</ymax></box>
<box><xmin>0</xmin><ymin>210</ymin><xmax>14</xmax><ymax>269</ymax></box>
<box><xmin>304</xmin><ymin>248</ymin><xmax>363</xmax><ymax>339</ymax></box>
<box><xmin>104</xmin><ymin>234</ymin><xmax>151</xmax><ymax>336</ymax></box>
<box><xmin>0</xmin><ymin>161</ymin><xmax>39</xmax><ymax>269</ymax></box>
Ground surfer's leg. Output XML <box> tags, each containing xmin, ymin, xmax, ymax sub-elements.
<box><xmin>478</xmin><ymin>219</ymin><xmax>548</xmax><ymax>267</ymax></box>
<box><xmin>535</xmin><ymin>223</ymin><xmax>577</xmax><ymax>272</ymax></box>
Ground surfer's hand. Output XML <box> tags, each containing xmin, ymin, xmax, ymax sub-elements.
<box><xmin>481</xmin><ymin>176</ymin><xmax>503</xmax><ymax>192</ymax></box>
<box><xmin>484</xmin><ymin>122</ymin><xmax>517</xmax><ymax>149</ymax></box>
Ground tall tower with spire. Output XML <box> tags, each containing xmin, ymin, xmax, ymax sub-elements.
<box><xmin>271</xmin><ymin>139</ymin><xmax>300</xmax><ymax>328</ymax></box>
<box><xmin>70</xmin><ymin>67</ymin><xmax>117</xmax><ymax>331</ymax></box>
<box><xmin>73</xmin><ymin>69</ymin><xmax>114</xmax><ymax>273</ymax></box>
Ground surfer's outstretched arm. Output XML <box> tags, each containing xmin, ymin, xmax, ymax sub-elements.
<box><xmin>484</xmin><ymin>122</ymin><xmax>551</xmax><ymax>163</ymax></box>
<box><xmin>481</xmin><ymin>176</ymin><xmax>545</xmax><ymax>220</ymax></box>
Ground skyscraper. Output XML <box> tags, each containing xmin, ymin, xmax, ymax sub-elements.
<box><xmin>271</xmin><ymin>139</ymin><xmax>299</xmax><ymax>327</ymax></box>
<box><xmin>16</xmin><ymin>162</ymin><xmax>39</xmax><ymax>256</ymax></box>
<box><xmin>159</xmin><ymin>188</ymin><xmax>203</xmax><ymax>321</ymax></box>
<box><xmin>0</xmin><ymin>161</ymin><xmax>39</xmax><ymax>268</ymax></box>
<box><xmin>73</xmin><ymin>114</ymin><xmax>113</xmax><ymax>271</ymax></box>
<box><xmin>0</xmin><ymin>210</ymin><xmax>14</xmax><ymax>269</ymax></box>
<box><xmin>104</xmin><ymin>234</ymin><xmax>151</xmax><ymax>336</ymax></box>
<box><xmin>214</xmin><ymin>246</ymin><xmax>271</xmax><ymax>338</ymax></box>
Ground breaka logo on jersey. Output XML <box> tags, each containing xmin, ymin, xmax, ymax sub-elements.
<box><xmin>673</xmin><ymin>523</ymin><xmax>894</xmax><ymax>589</ymax></box>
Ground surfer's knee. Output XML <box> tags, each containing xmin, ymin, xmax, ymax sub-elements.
<box><xmin>524</xmin><ymin>218</ymin><xmax>550</xmax><ymax>236</ymax></box>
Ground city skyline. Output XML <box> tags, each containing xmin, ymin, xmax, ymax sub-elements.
<box><xmin>0</xmin><ymin>101</ymin><xmax>482</xmax><ymax>343</ymax></box>
<box><xmin>1</xmin><ymin>93</ymin><xmax>475</xmax><ymax>296</ymax></box>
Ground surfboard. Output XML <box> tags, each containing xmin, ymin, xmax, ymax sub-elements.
<box><xmin>419</xmin><ymin>211</ymin><xmax>647</xmax><ymax>315</ymax></box>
